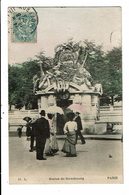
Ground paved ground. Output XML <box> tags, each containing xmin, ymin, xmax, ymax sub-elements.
<box><xmin>9</xmin><ymin>137</ymin><xmax>123</xmax><ymax>184</ymax></box>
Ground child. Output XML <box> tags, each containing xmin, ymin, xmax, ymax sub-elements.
<box><xmin>17</xmin><ymin>125</ymin><xmax>23</xmax><ymax>138</ymax></box>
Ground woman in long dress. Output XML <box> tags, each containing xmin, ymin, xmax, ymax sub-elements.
<box><xmin>45</xmin><ymin>113</ymin><xmax>59</xmax><ymax>156</ymax></box>
<box><xmin>62</xmin><ymin>112</ymin><xmax>77</xmax><ymax>157</ymax></box>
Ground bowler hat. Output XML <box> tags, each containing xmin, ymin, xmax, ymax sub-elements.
<box><xmin>40</xmin><ymin>110</ymin><xmax>45</xmax><ymax>116</ymax></box>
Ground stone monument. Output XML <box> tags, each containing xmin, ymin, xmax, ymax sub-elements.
<box><xmin>33</xmin><ymin>44</ymin><xmax>103</xmax><ymax>134</ymax></box>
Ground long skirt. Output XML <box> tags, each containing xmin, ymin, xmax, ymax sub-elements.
<box><xmin>62</xmin><ymin>131</ymin><xmax>77</xmax><ymax>157</ymax></box>
<box><xmin>45</xmin><ymin>134</ymin><xmax>59</xmax><ymax>156</ymax></box>
<box><xmin>51</xmin><ymin>134</ymin><xmax>59</xmax><ymax>153</ymax></box>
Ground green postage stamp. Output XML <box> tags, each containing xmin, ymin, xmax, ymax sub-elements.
<box><xmin>9</xmin><ymin>7</ymin><xmax>38</xmax><ymax>42</ymax></box>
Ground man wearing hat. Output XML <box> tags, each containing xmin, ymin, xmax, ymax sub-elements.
<box><xmin>35</xmin><ymin>110</ymin><xmax>50</xmax><ymax>160</ymax></box>
<box><xmin>74</xmin><ymin>112</ymin><xmax>86</xmax><ymax>144</ymax></box>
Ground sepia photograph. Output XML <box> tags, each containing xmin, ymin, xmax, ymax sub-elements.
<box><xmin>7</xmin><ymin>6</ymin><xmax>123</xmax><ymax>184</ymax></box>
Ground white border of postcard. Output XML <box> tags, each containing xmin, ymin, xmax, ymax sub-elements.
<box><xmin>1</xmin><ymin>0</ymin><xmax>129</xmax><ymax>195</ymax></box>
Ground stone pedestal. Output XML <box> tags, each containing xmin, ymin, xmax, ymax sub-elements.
<box><xmin>73</xmin><ymin>94</ymin><xmax>81</xmax><ymax>104</ymax></box>
<box><xmin>81</xmin><ymin>94</ymin><xmax>92</xmax><ymax>119</ymax></box>
<box><xmin>91</xmin><ymin>95</ymin><xmax>100</xmax><ymax>120</ymax></box>
<box><xmin>48</xmin><ymin>95</ymin><xmax>56</xmax><ymax>106</ymax></box>
<box><xmin>37</xmin><ymin>85</ymin><xmax>101</xmax><ymax>135</ymax></box>
<box><xmin>41</xmin><ymin>96</ymin><xmax>48</xmax><ymax>110</ymax></box>
<box><xmin>95</xmin><ymin>122</ymin><xmax>107</xmax><ymax>134</ymax></box>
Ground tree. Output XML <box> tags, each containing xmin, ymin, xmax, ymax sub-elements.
<box><xmin>9</xmin><ymin>60</ymin><xmax>40</xmax><ymax>110</ymax></box>
<box><xmin>9</xmin><ymin>65</ymin><xmax>23</xmax><ymax>110</ymax></box>
<box><xmin>19</xmin><ymin>60</ymin><xmax>41</xmax><ymax>109</ymax></box>
<box><xmin>85</xmin><ymin>46</ymin><xmax>122</xmax><ymax>105</ymax></box>
<box><xmin>105</xmin><ymin>47</ymin><xmax>122</xmax><ymax>70</ymax></box>
<box><xmin>9</xmin><ymin>41</ymin><xmax>122</xmax><ymax>109</ymax></box>
<box><xmin>9</xmin><ymin>53</ymin><xmax>54</xmax><ymax>110</ymax></box>
<box><xmin>81</xmin><ymin>40</ymin><xmax>105</xmax><ymax>84</ymax></box>
<box><xmin>102</xmin><ymin>47</ymin><xmax>122</xmax><ymax>105</ymax></box>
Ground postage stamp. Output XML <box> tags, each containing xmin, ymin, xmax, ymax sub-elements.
<box><xmin>9</xmin><ymin>7</ymin><xmax>38</xmax><ymax>42</ymax></box>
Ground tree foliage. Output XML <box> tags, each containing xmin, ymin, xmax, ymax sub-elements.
<box><xmin>9</xmin><ymin>60</ymin><xmax>40</xmax><ymax>110</ymax></box>
<box><xmin>9</xmin><ymin>40</ymin><xmax>122</xmax><ymax>109</ymax></box>
<box><xmin>101</xmin><ymin>47</ymin><xmax>122</xmax><ymax>105</ymax></box>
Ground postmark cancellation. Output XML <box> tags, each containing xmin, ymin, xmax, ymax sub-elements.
<box><xmin>8</xmin><ymin>7</ymin><xmax>38</xmax><ymax>42</ymax></box>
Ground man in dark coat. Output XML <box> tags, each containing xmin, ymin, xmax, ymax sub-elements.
<box><xmin>35</xmin><ymin>110</ymin><xmax>50</xmax><ymax>160</ymax></box>
<box><xmin>74</xmin><ymin>112</ymin><xmax>85</xmax><ymax>144</ymax></box>
<box><xmin>29</xmin><ymin>121</ymin><xmax>37</xmax><ymax>152</ymax></box>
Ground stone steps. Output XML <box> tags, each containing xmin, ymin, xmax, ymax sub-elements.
<box><xmin>8</xmin><ymin>108</ymin><xmax>123</xmax><ymax>133</ymax></box>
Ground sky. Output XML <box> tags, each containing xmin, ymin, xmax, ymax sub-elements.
<box><xmin>8</xmin><ymin>7</ymin><xmax>121</xmax><ymax>64</ymax></box>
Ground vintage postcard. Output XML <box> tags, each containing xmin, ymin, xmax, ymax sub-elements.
<box><xmin>8</xmin><ymin>6</ymin><xmax>123</xmax><ymax>184</ymax></box>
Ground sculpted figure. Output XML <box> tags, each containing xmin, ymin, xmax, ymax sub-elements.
<box><xmin>73</xmin><ymin>63</ymin><xmax>93</xmax><ymax>88</ymax></box>
<box><xmin>94</xmin><ymin>83</ymin><xmax>103</xmax><ymax>95</ymax></box>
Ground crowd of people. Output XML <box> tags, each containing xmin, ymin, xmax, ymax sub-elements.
<box><xmin>17</xmin><ymin>110</ymin><xmax>86</xmax><ymax>160</ymax></box>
